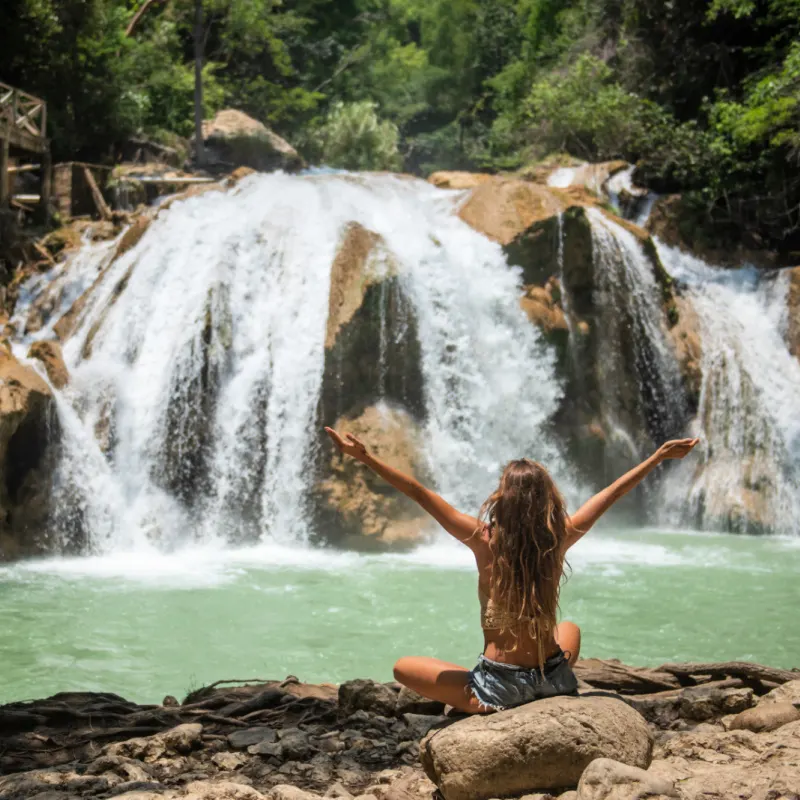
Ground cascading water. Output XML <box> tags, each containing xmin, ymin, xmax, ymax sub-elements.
<box><xmin>30</xmin><ymin>173</ymin><xmax>566</xmax><ymax>554</ymax></box>
<box><xmin>655</xmin><ymin>244</ymin><xmax>800</xmax><ymax>535</ymax></box>
<box><xmin>584</xmin><ymin>208</ymin><xmax>687</xmax><ymax>456</ymax></box>
<box><xmin>600</xmin><ymin>170</ymin><xmax>799</xmax><ymax>534</ymax></box>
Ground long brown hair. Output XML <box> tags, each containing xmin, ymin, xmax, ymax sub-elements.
<box><xmin>479</xmin><ymin>458</ymin><xmax>568</xmax><ymax>659</ymax></box>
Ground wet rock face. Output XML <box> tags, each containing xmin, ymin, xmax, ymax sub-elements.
<box><xmin>319</xmin><ymin>223</ymin><xmax>423</xmax><ymax>427</ymax></box>
<box><xmin>787</xmin><ymin>266</ymin><xmax>800</xmax><ymax>360</ymax></box>
<box><xmin>0</xmin><ymin>348</ymin><xmax>60</xmax><ymax>560</ymax></box>
<box><xmin>314</xmin><ymin>406</ymin><xmax>429</xmax><ymax>548</ymax></box>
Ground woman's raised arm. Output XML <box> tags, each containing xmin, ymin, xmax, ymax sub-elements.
<box><xmin>324</xmin><ymin>427</ymin><xmax>480</xmax><ymax>546</ymax></box>
<box><xmin>565</xmin><ymin>438</ymin><xmax>699</xmax><ymax>549</ymax></box>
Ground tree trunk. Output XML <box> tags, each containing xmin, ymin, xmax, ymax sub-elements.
<box><xmin>193</xmin><ymin>0</ymin><xmax>206</xmax><ymax>167</ymax></box>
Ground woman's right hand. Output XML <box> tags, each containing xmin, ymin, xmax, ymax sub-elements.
<box><xmin>324</xmin><ymin>427</ymin><xmax>370</xmax><ymax>462</ymax></box>
<box><xmin>656</xmin><ymin>438</ymin><xmax>700</xmax><ymax>461</ymax></box>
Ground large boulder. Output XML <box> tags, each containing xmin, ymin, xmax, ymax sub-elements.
<box><xmin>202</xmin><ymin>109</ymin><xmax>304</xmax><ymax>173</ymax></box>
<box><xmin>0</xmin><ymin>348</ymin><xmax>58</xmax><ymax>560</ymax></box>
<box><xmin>316</xmin><ymin>405</ymin><xmax>429</xmax><ymax>547</ymax></box>
<box><xmin>419</xmin><ymin>696</ymin><xmax>653</xmax><ymax>800</ymax></box>
<box><xmin>319</xmin><ymin>223</ymin><xmax>423</xmax><ymax>427</ymax></box>
<box><xmin>457</xmin><ymin>178</ymin><xmax>565</xmax><ymax>245</ymax></box>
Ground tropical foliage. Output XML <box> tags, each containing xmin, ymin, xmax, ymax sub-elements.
<box><xmin>1</xmin><ymin>0</ymin><xmax>799</xmax><ymax>252</ymax></box>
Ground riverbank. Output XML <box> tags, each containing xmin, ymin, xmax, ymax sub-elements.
<box><xmin>1</xmin><ymin>660</ymin><xmax>798</xmax><ymax>800</ymax></box>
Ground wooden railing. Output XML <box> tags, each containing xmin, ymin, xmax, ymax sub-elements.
<box><xmin>1</xmin><ymin>81</ymin><xmax>50</xmax><ymax>213</ymax></box>
<box><xmin>0</xmin><ymin>81</ymin><xmax>47</xmax><ymax>151</ymax></box>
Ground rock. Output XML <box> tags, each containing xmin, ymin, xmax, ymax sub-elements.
<box><xmin>267</xmin><ymin>787</ymin><xmax>320</xmax><ymax>800</ymax></box>
<box><xmin>316</xmin><ymin>221</ymin><xmax>424</xmax><ymax>463</ymax></box>
<box><xmin>227</xmin><ymin>727</ymin><xmax>277</xmax><ymax>750</ymax></box>
<box><xmin>728</xmin><ymin>701</ymin><xmax>800</xmax><ymax>732</ymax></box>
<box><xmin>339</xmin><ymin>680</ymin><xmax>398</xmax><ymax>717</ymax></box>
<box><xmin>458</xmin><ymin>178</ymin><xmax>565</xmax><ymax>245</ymax></box>
<box><xmin>183</xmin><ymin>780</ymin><xmax>268</xmax><ymax>799</ymax></box>
<box><xmin>248</xmin><ymin>741</ymin><xmax>283</xmax><ymax>758</ymax></box>
<box><xmin>227</xmin><ymin>166</ymin><xmax>257</xmax><ymax>186</ymax></box>
<box><xmin>395</xmin><ymin>687</ymin><xmax>445</xmax><ymax>716</ymax></box>
<box><xmin>649</xmin><ymin>719</ymin><xmax>800</xmax><ymax>800</ymax></box>
<box><xmin>325</xmin><ymin>223</ymin><xmax>384</xmax><ymax>350</ymax></box>
<box><xmin>576</xmin><ymin>758</ymin><xmax>678</xmax><ymax>800</ymax></box>
<box><xmin>212</xmin><ymin>752</ymin><xmax>249</xmax><ymax>770</ymax></box>
<box><xmin>624</xmin><ymin>683</ymin><xmax>754</xmax><ymax>728</ymax></box>
<box><xmin>0</xmin><ymin>348</ymin><xmax>57</xmax><ymax>560</ymax></box>
<box><xmin>427</xmin><ymin>172</ymin><xmax>492</xmax><ymax>191</ymax></box>
<box><xmin>787</xmin><ymin>266</ymin><xmax>800</xmax><ymax>361</ymax></box>
<box><xmin>202</xmin><ymin>109</ymin><xmax>304</xmax><ymax>173</ymax></box>
<box><xmin>520</xmin><ymin>281</ymin><xmax>569</xmax><ymax>349</ymax></box>
<box><xmin>420</xmin><ymin>696</ymin><xmax>653</xmax><ymax>800</ymax></box>
<box><xmin>665</xmin><ymin>294</ymin><xmax>702</xmax><ymax>409</ymax></box>
<box><xmin>277</xmin><ymin>728</ymin><xmax>314</xmax><ymax>760</ymax></box>
<box><xmin>27</xmin><ymin>340</ymin><xmax>69</xmax><ymax>389</ymax></box>
<box><xmin>316</xmin><ymin>407</ymin><xmax>428</xmax><ymax>546</ymax></box>
<box><xmin>757</xmin><ymin>678</ymin><xmax>800</xmax><ymax>706</ymax></box>
<box><xmin>86</xmin><ymin>754</ymin><xmax>153</xmax><ymax>782</ymax></box>
<box><xmin>400</xmin><ymin>713</ymin><xmax>446</xmax><ymax>740</ymax></box>
<box><xmin>106</xmin><ymin>723</ymin><xmax>203</xmax><ymax>762</ymax></box>
<box><xmin>115</xmin><ymin>215</ymin><xmax>152</xmax><ymax>259</ymax></box>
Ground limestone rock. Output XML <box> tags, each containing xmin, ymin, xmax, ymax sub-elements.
<box><xmin>649</xmin><ymin>719</ymin><xmax>800</xmax><ymax>800</ymax></box>
<box><xmin>520</xmin><ymin>281</ymin><xmax>569</xmax><ymax>349</ymax></box>
<box><xmin>227</xmin><ymin>727</ymin><xmax>277</xmax><ymax>750</ymax></box>
<box><xmin>395</xmin><ymin>687</ymin><xmax>445</xmax><ymax>716</ymax></box>
<box><xmin>427</xmin><ymin>172</ymin><xmax>492</xmax><ymax>191</ymax></box>
<box><xmin>339</xmin><ymin>679</ymin><xmax>398</xmax><ymax>717</ymax></box>
<box><xmin>788</xmin><ymin>266</ymin><xmax>800</xmax><ymax>360</ymax></box>
<box><xmin>665</xmin><ymin>294</ymin><xmax>702</xmax><ymax>409</ymax></box>
<box><xmin>202</xmin><ymin>109</ymin><xmax>304</xmax><ymax>173</ymax></box>
<box><xmin>317</xmin><ymin>406</ymin><xmax>428</xmax><ymax>546</ymax></box>
<box><xmin>576</xmin><ymin>758</ymin><xmax>678</xmax><ymax>800</ymax></box>
<box><xmin>420</xmin><ymin>696</ymin><xmax>653</xmax><ymax>800</ymax></box>
<box><xmin>0</xmin><ymin>348</ymin><xmax>57</xmax><ymax>560</ymax></box>
<box><xmin>318</xmin><ymin>224</ymin><xmax>423</xmax><ymax>431</ymax></box>
<box><xmin>183</xmin><ymin>781</ymin><xmax>268</xmax><ymax>799</ymax></box>
<box><xmin>728</xmin><ymin>701</ymin><xmax>800</xmax><ymax>733</ymax></box>
<box><xmin>267</xmin><ymin>786</ymin><xmax>320</xmax><ymax>800</ymax></box>
<box><xmin>27</xmin><ymin>340</ymin><xmax>69</xmax><ymax>389</ymax></box>
<box><xmin>325</xmin><ymin>223</ymin><xmax>384</xmax><ymax>350</ymax></box>
<box><xmin>106</xmin><ymin>723</ymin><xmax>203</xmax><ymax>762</ymax></box>
<box><xmin>758</xmin><ymin>678</ymin><xmax>800</xmax><ymax>707</ymax></box>
<box><xmin>457</xmin><ymin>178</ymin><xmax>565</xmax><ymax>245</ymax></box>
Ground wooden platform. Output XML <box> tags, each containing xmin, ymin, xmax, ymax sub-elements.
<box><xmin>0</xmin><ymin>80</ymin><xmax>50</xmax><ymax>216</ymax></box>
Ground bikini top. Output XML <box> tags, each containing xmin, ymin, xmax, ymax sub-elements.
<box><xmin>478</xmin><ymin>586</ymin><xmax>535</xmax><ymax>631</ymax></box>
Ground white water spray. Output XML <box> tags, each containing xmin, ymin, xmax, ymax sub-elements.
<box><xmin>34</xmin><ymin>173</ymin><xmax>565</xmax><ymax>553</ymax></box>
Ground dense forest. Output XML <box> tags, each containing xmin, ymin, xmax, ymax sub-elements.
<box><xmin>2</xmin><ymin>0</ymin><xmax>799</xmax><ymax>255</ymax></box>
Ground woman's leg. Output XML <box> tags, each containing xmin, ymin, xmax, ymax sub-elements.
<box><xmin>555</xmin><ymin>620</ymin><xmax>581</xmax><ymax>666</ymax></box>
<box><xmin>393</xmin><ymin>656</ymin><xmax>487</xmax><ymax>714</ymax></box>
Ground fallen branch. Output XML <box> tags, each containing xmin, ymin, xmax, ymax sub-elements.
<box><xmin>658</xmin><ymin>661</ymin><xmax>799</xmax><ymax>686</ymax></box>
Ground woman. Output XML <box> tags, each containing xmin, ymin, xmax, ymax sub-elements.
<box><xmin>325</xmin><ymin>427</ymin><xmax>699</xmax><ymax>713</ymax></box>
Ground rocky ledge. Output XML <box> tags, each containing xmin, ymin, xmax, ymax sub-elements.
<box><xmin>1</xmin><ymin>660</ymin><xmax>798</xmax><ymax>800</ymax></box>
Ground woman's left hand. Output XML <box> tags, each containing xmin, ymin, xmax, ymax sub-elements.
<box><xmin>324</xmin><ymin>427</ymin><xmax>370</xmax><ymax>462</ymax></box>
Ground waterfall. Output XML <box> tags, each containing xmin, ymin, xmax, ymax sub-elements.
<box><xmin>585</xmin><ymin>208</ymin><xmax>687</xmax><ymax>455</ymax></box>
<box><xmin>34</xmin><ymin>173</ymin><xmax>565</xmax><ymax>553</ymax></box>
<box><xmin>656</xmin><ymin>243</ymin><xmax>800</xmax><ymax>535</ymax></box>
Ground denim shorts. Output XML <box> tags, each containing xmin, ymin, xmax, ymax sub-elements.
<box><xmin>467</xmin><ymin>649</ymin><xmax>579</xmax><ymax>711</ymax></box>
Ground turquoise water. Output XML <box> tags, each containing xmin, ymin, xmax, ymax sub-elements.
<box><xmin>1</xmin><ymin>527</ymin><xmax>798</xmax><ymax>704</ymax></box>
